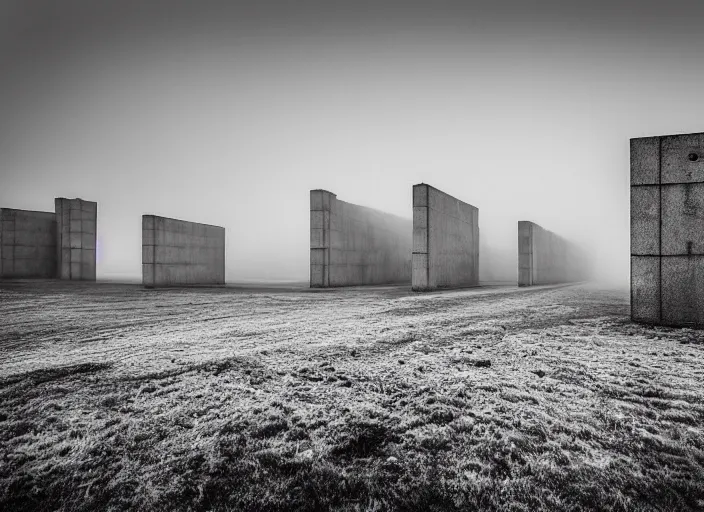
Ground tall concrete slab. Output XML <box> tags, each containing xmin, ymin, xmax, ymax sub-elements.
<box><xmin>0</xmin><ymin>208</ymin><xmax>57</xmax><ymax>278</ymax></box>
<box><xmin>142</xmin><ymin>215</ymin><xmax>225</xmax><ymax>287</ymax></box>
<box><xmin>517</xmin><ymin>221</ymin><xmax>584</xmax><ymax>286</ymax></box>
<box><xmin>631</xmin><ymin>132</ymin><xmax>704</xmax><ymax>327</ymax></box>
<box><xmin>412</xmin><ymin>184</ymin><xmax>479</xmax><ymax>291</ymax></box>
<box><xmin>309</xmin><ymin>190</ymin><xmax>412</xmax><ymax>287</ymax></box>
<box><xmin>55</xmin><ymin>198</ymin><xmax>97</xmax><ymax>281</ymax></box>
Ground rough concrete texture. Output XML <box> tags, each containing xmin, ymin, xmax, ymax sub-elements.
<box><xmin>310</xmin><ymin>190</ymin><xmax>412</xmax><ymax>287</ymax></box>
<box><xmin>142</xmin><ymin>215</ymin><xmax>225</xmax><ymax>287</ymax></box>
<box><xmin>55</xmin><ymin>198</ymin><xmax>97</xmax><ymax>281</ymax></box>
<box><xmin>631</xmin><ymin>132</ymin><xmax>704</xmax><ymax>327</ymax></box>
<box><xmin>517</xmin><ymin>221</ymin><xmax>585</xmax><ymax>287</ymax></box>
<box><xmin>0</xmin><ymin>208</ymin><xmax>57</xmax><ymax>278</ymax></box>
<box><xmin>412</xmin><ymin>184</ymin><xmax>479</xmax><ymax>291</ymax></box>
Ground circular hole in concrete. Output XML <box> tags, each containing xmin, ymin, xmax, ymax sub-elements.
<box><xmin>688</xmin><ymin>153</ymin><xmax>699</xmax><ymax>162</ymax></box>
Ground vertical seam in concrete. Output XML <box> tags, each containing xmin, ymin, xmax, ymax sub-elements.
<box><xmin>68</xmin><ymin>200</ymin><xmax>72</xmax><ymax>280</ymax></box>
<box><xmin>151</xmin><ymin>233</ymin><xmax>156</xmax><ymax>287</ymax></box>
<box><xmin>57</xmin><ymin>201</ymin><xmax>61</xmax><ymax>278</ymax></box>
<box><xmin>425</xmin><ymin>188</ymin><xmax>430</xmax><ymax>288</ymax></box>
<box><xmin>530</xmin><ymin>223</ymin><xmax>534</xmax><ymax>286</ymax></box>
<box><xmin>71</xmin><ymin>200</ymin><xmax>74</xmax><ymax>280</ymax></box>
<box><xmin>658</xmin><ymin>137</ymin><xmax>663</xmax><ymax>322</ymax></box>
<box><xmin>531</xmin><ymin>223</ymin><xmax>535</xmax><ymax>285</ymax></box>
<box><xmin>56</xmin><ymin>201</ymin><xmax>60</xmax><ymax>278</ymax></box>
<box><xmin>629</xmin><ymin>151</ymin><xmax>633</xmax><ymax>319</ymax></box>
<box><xmin>11</xmin><ymin>214</ymin><xmax>15</xmax><ymax>275</ymax></box>
<box><xmin>323</xmin><ymin>198</ymin><xmax>328</xmax><ymax>287</ymax></box>
<box><xmin>94</xmin><ymin>203</ymin><xmax>97</xmax><ymax>281</ymax></box>
<box><xmin>76</xmin><ymin>199</ymin><xmax>80</xmax><ymax>279</ymax></box>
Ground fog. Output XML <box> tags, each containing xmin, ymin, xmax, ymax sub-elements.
<box><xmin>2</xmin><ymin>0</ymin><xmax>704</xmax><ymax>286</ymax></box>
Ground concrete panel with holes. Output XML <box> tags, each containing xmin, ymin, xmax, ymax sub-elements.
<box><xmin>631</xmin><ymin>132</ymin><xmax>704</xmax><ymax>327</ymax></box>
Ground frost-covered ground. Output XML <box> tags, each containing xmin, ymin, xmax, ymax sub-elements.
<box><xmin>1</xmin><ymin>280</ymin><xmax>703</xmax><ymax>511</ymax></box>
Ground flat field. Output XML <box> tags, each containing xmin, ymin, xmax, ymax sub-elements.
<box><xmin>1</xmin><ymin>281</ymin><xmax>703</xmax><ymax>511</ymax></box>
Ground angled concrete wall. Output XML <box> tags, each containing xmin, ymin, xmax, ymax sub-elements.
<box><xmin>517</xmin><ymin>221</ymin><xmax>584</xmax><ymax>286</ymax></box>
<box><xmin>0</xmin><ymin>208</ymin><xmax>57</xmax><ymax>278</ymax></box>
<box><xmin>142</xmin><ymin>215</ymin><xmax>225</xmax><ymax>287</ymax></box>
<box><xmin>56</xmin><ymin>198</ymin><xmax>97</xmax><ymax>281</ymax></box>
<box><xmin>412</xmin><ymin>184</ymin><xmax>479</xmax><ymax>291</ymax></box>
<box><xmin>310</xmin><ymin>190</ymin><xmax>412</xmax><ymax>287</ymax></box>
<box><xmin>631</xmin><ymin>132</ymin><xmax>704</xmax><ymax>327</ymax></box>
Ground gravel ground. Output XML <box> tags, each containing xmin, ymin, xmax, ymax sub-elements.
<box><xmin>1</xmin><ymin>280</ymin><xmax>703</xmax><ymax>511</ymax></box>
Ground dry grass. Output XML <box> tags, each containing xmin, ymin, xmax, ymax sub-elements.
<box><xmin>1</xmin><ymin>281</ymin><xmax>703</xmax><ymax>511</ymax></box>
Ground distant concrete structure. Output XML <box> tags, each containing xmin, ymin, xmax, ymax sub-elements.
<box><xmin>0</xmin><ymin>197</ymin><xmax>97</xmax><ymax>280</ymax></box>
<box><xmin>310</xmin><ymin>190</ymin><xmax>412</xmax><ymax>287</ymax></box>
<box><xmin>142</xmin><ymin>215</ymin><xmax>225</xmax><ymax>287</ymax></box>
<box><xmin>480</xmin><ymin>237</ymin><xmax>517</xmax><ymax>283</ymax></box>
<box><xmin>0</xmin><ymin>208</ymin><xmax>57</xmax><ymax>278</ymax></box>
<box><xmin>631</xmin><ymin>132</ymin><xmax>704</xmax><ymax>327</ymax></box>
<box><xmin>412</xmin><ymin>184</ymin><xmax>479</xmax><ymax>291</ymax></box>
<box><xmin>517</xmin><ymin>221</ymin><xmax>584</xmax><ymax>286</ymax></box>
<box><xmin>56</xmin><ymin>198</ymin><xmax>97</xmax><ymax>281</ymax></box>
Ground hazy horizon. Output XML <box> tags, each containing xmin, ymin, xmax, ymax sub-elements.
<box><xmin>3</xmin><ymin>0</ymin><xmax>704</xmax><ymax>286</ymax></box>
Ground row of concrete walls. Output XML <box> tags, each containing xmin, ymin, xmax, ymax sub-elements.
<box><xmin>412</xmin><ymin>184</ymin><xmax>479</xmax><ymax>291</ymax></box>
<box><xmin>56</xmin><ymin>198</ymin><xmax>97</xmax><ymax>281</ymax></box>
<box><xmin>631</xmin><ymin>133</ymin><xmax>704</xmax><ymax>327</ymax></box>
<box><xmin>0</xmin><ymin>198</ymin><xmax>98</xmax><ymax>281</ymax></box>
<box><xmin>0</xmin><ymin>209</ymin><xmax>57</xmax><ymax>278</ymax></box>
<box><xmin>518</xmin><ymin>221</ymin><xmax>584</xmax><ymax>286</ymax></box>
<box><xmin>310</xmin><ymin>190</ymin><xmax>413</xmax><ymax>287</ymax></box>
<box><xmin>0</xmin><ymin>200</ymin><xmax>226</xmax><ymax>287</ymax></box>
<box><xmin>142</xmin><ymin>215</ymin><xmax>226</xmax><ymax>287</ymax></box>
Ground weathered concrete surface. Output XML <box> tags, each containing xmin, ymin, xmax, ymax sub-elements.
<box><xmin>517</xmin><ymin>221</ymin><xmax>585</xmax><ymax>286</ymax></box>
<box><xmin>55</xmin><ymin>198</ymin><xmax>97</xmax><ymax>281</ymax></box>
<box><xmin>412</xmin><ymin>184</ymin><xmax>479</xmax><ymax>291</ymax></box>
<box><xmin>142</xmin><ymin>215</ymin><xmax>225</xmax><ymax>287</ymax></box>
<box><xmin>310</xmin><ymin>190</ymin><xmax>412</xmax><ymax>287</ymax></box>
<box><xmin>0</xmin><ymin>208</ymin><xmax>57</xmax><ymax>278</ymax></box>
<box><xmin>631</xmin><ymin>256</ymin><xmax>660</xmax><ymax>322</ymax></box>
<box><xmin>631</xmin><ymin>132</ymin><xmax>704</xmax><ymax>327</ymax></box>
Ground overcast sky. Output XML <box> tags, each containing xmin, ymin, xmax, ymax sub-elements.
<box><xmin>2</xmin><ymin>0</ymin><xmax>703</xmax><ymax>284</ymax></box>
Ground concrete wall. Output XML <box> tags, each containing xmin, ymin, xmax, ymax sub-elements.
<box><xmin>631</xmin><ymin>132</ymin><xmax>704</xmax><ymax>327</ymax></box>
<box><xmin>0</xmin><ymin>208</ymin><xmax>57</xmax><ymax>278</ymax></box>
<box><xmin>412</xmin><ymin>184</ymin><xmax>479</xmax><ymax>291</ymax></box>
<box><xmin>142</xmin><ymin>215</ymin><xmax>225</xmax><ymax>287</ymax></box>
<box><xmin>517</xmin><ymin>221</ymin><xmax>584</xmax><ymax>286</ymax></box>
<box><xmin>56</xmin><ymin>198</ymin><xmax>97</xmax><ymax>281</ymax></box>
<box><xmin>310</xmin><ymin>189</ymin><xmax>412</xmax><ymax>287</ymax></box>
